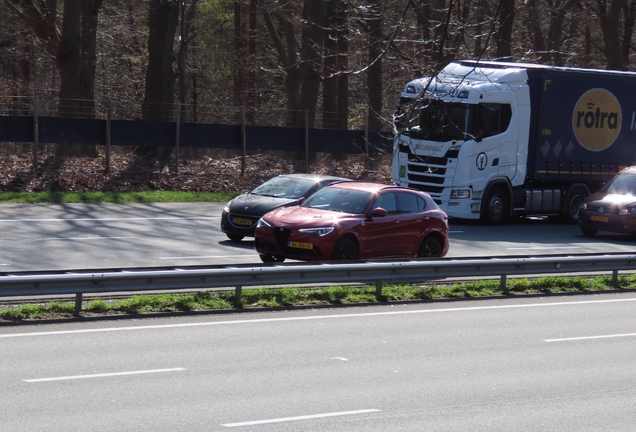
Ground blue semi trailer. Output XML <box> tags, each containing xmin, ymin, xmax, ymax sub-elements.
<box><xmin>391</xmin><ymin>59</ymin><xmax>636</xmax><ymax>224</ymax></box>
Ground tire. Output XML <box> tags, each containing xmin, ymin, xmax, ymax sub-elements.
<box><xmin>563</xmin><ymin>187</ymin><xmax>588</xmax><ymax>224</ymax></box>
<box><xmin>581</xmin><ymin>227</ymin><xmax>597</xmax><ymax>237</ymax></box>
<box><xmin>482</xmin><ymin>186</ymin><xmax>509</xmax><ymax>225</ymax></box>
<box><xmin>418</xmin><ymin>236</ymin><xmax>442</xmax><ymax>258</ymax></box>
<box><xmin>259</xmin><ymin>254</ymin><xmax>286</xmax><ymax>263</ymax></box>
<box><xmin>227</xmin><ymin>234</ymin><xmax>245</xmax><ymax>242</ymax></box>
<box><xmin>331</xmin><ymin>237</ymin><xmax>358</xmax><ymax>260</ymax></box>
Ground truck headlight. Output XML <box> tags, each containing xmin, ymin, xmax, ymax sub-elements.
<box><xmin>450</xmin><ymin>189</ymin><xmax>471</xmax><ymax>199</ymax></box>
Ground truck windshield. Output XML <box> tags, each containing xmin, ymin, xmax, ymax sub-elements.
<box><xmin>402</xmin><ymin>100</ymin><xmax>511</xmax><ymax>142</ymax></box>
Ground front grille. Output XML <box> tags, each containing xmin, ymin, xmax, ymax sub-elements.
<box><xmin>586</xmin><ymin>205</ymin><xmax>619</xmax><ymax>215</ymax></box>
<box><xmin>274</xmin><ymin>227</ymin><xmax>291</xmax><ymax>249</ymax></box>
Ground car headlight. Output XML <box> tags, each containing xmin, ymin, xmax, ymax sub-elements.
<box><xmin>223</xmin><ymin>205</ymin><xmax>230</xmax><ymax>213</ymax></box>
<box><xmin>298</xmin><ymin>227</ymin><xmax>334</xmax><ymax>236</ymax></box>
<box><xmin>256</xmin><ymin>218</ymin><xmax>271</xmax><ymax>228</ymax></box>
<box><xmin>582</xmin><ymin>203</ymin><xmax>588</xmax><ymax>210</ymax></box>
<box><xmin>619</xmin><ymin>206</ymin><xmax>636</xmax><ymax>215</ymax></box>
<box><xmin>450</xmin><ymin>189</ymin><xmax>471</xmax><ymax>199</ymax></box>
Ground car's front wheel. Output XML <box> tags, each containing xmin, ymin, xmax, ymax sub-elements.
<box><xmin>418</xmin><ymin>236</ymin><xmax>443</xmax><ymax>258</ymax></box>
<box><xmin>259</xmin><ymin>254</ymin><xmax>286</xmax><ymax>263</ymax></box>
<box><xmin>331</xmin><ymin>237</ymin><xmax>358</xmax><ymax>260</ymax></box>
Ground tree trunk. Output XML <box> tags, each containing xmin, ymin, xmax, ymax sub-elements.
<box><xmin>298</xmin><ymin>0</ymin><xmax>327</xmax><ymax>128</ymax></box>
<box><xmin>142</xmin><ymin>0</ymin><xmax>180</xmax><ymax>161</ymax></box>
<box><xmin>367</xmin><ymin>0</ymin><xmax>383</xmax><ymax>132</ymax></box>
<box><xmin>496</xmin><ymin>0</ymin><xmax>514</xmax><ymax>60</ymax></box>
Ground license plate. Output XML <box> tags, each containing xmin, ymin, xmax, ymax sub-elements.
<box><xmin>591</xmin><ymin>215</ymin><xmax>609</xmax><ymax>222</ymax></box>
<box><xmin>233</xmin><ymin>217</ymin><xmax>252</xmax><ymax>226</ymax></box>
<box><xmin>289</xmin><ymin>241</ymin><xmax>313</xmax><ymax>250</ymax></box>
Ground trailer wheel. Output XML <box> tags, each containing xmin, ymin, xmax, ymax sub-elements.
<box><xmin>482</xmin><ymin>186</ymin><xmax>509</xmax><ymax>225</ymax></box>
<box><xmin>563</xmin><ymin>187</ymin><xmax>588</xmax><ymax>224</ymax></box>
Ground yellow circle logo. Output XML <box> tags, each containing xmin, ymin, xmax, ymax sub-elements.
<box><xmin>572</xmin><ymin>88</ymin><xmax>622</xmax><ymax>151</ymax></box>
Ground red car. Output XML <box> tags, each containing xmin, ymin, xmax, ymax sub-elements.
<box><xmin>254</xmin><ymin>182</ymin><xmax>449</xmax><ymax>262</ymax></box>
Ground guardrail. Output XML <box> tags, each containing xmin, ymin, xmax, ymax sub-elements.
<box><xmin>1</xmin><ymin>253</ymin><xmax>636</xmax><ymax>314</ymax></box>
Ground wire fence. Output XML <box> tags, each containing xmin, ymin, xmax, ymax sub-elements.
<box><xmin>0</xmin><ymin>94</ymin><xmax>392</xmax><ymax>132</ymax></box>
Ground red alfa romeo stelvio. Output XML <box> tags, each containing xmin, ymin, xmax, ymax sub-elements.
<box><xmin>254</xmin><ymin>181</ymin><xmax>449</xmax><ymax>263</ymax></box>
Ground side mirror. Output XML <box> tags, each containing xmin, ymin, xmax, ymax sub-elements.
<box><xmin>370</xmin><ymin>207</ymin><xmax>388</xmax><ymax>218</ymax></box>
<box><xmin>297</xmin><ymin>197</ymin><xmax>306</xmax><ymax>205</ymax></box>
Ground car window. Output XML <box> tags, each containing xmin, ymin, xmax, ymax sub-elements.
<box><xmin>417</xmin><ymin>195</ymin><xmax>427</xmax><ymax>211</ymax></box>
<box><xmin>374</xmin><ymin>192</ymin><xmax>398</xmax><ymax>214</ymax></box>
<box><xmin>397</xmin><ymin>192</ymin><xmax>420</xmax><ymax>214</ymax></box>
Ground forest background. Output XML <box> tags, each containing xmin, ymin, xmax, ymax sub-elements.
<box><xmin>0</xmin><ymin>0</ymin><xmax>634</xmax><ymax>193</ymax></box>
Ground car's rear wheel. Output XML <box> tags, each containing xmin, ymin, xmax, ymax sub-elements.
<box><xmin>259</xmin><ymin>254</ymin><xmax>286</xmax><ymax>263</ymax></box>
<box><xmin>418</xmin><ymin>236</ymin><xmax>443</xmax><ymax>258</ymax></box>
<box><xmin>581</xmin><ymin>227</ymin><xmax>597</xmax><ymax>237</ymax></box>
<box><xmin>331</xmin><ymin>237</ymin><xmax>358</xmax><ymax>260</ymax></box>
<box><xmin>227</xmin><ymin>234</ymin><xmax>245</xmax><ymax>242</ymax></box>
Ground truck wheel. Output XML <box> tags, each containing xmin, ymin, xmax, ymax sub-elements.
<box><xmin>482</xmin><ymin>186</ymin><xmax>509</xmax><ymax>225</ymax></box>
<box><xmin>563</xmin><ymin>187</ymin><xmax>588</xmax><ymax>224</ymax></box>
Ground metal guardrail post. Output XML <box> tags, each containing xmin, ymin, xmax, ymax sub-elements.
<box><xmin>74</xmin><ymin>293</ymin><xmax>83</xmax><ymax>315</ymax></box>
<box><xmin>375</xmin><ymin>281</ymin><xmax>382</xmax><ymax>297</ymax></box>
<box><xmin>235</xmin><ymin>285</ymin><xmax>242</xmax><ymax>305</ymax></box>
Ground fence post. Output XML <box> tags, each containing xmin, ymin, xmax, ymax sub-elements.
<box><xmin>241</xmin><ymin>107</ymin><xmax>246</xmax><ymax>177</ymax></box>
<box><xmin>105</xmin><ymin>100</ymin><xmax>112</xmax><ymax>174</ymax></box>
<box><xmin>32</xmin><ymin>95</ymin><xmax>38</xmax><ymax>170</ymax></box>
<box><xmin>174</xmin><ymin>103</ymin><xmax>181</xmax><ymax>174</ymax></box>
<box><xmin>305</xmin><ymin>109</ymin><xmax>309</xmax><ymax>172</ymax></box>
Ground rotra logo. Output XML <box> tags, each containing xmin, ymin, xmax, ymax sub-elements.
<box><xmin>572</xmin><ymin>88</ymin><xmax>622</xmax><ymax>151</ymax></box>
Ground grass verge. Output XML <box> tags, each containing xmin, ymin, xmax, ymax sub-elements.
<box><xmin>2</xmin><ymin>274</ymin><xmax>634</xmax><ymax>322</ymax></box>
<box><xmin>0</xmin><ymin>191</ymin><xmax>238</xmax><ymax>204</ymax></box>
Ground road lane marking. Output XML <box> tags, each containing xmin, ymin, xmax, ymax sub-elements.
<box><xmin>221</xmin><ymin>409</ymin><xmax>380</xmax><ymax>427</ymax></box>
<box><xmin>3</xmin><ymin>297</ymin><xmax>636</xmax><ymax>339</ymax></box>
<box><xmin>23</xmin><ymin>368</ymin><xmax>186</xmax><ymax>383</ymax></box>
<box><xmin>0</xmin><ymin>216</ymin><xmax>218</xmax><ymax>223</ymax></box>
<box><xmin>36</xmin><ymin>236</ymin><xmax>137</xmax><ymax>241</ymax></box>
<box><xmin>544</xmin><ymin>333</ymin><xmax>636</xmax><ymax>342</ymax></box>
<box><xmin>507</xmin><ymin>246</ymin><xmax>581</xmax><ymax>250</ymax></box>
<box><xmin>159</xmin><ymin>255</ymin><xmax>257</xmax><ymax>260</ymax></box>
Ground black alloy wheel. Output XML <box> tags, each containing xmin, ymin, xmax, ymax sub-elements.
<box><xmin>331</xmin><ymin>237</ymin><xmax>358</xmax><ymax>260</ymax></box>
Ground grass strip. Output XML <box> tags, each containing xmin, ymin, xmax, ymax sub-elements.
<box><xmin>0</xmin><ymin>191</ymin><xmax>239</xmax><ymax>204</ymax></box>
<box><xmin>2</xmin><ymin>274</ymin><xmax>634</xmax><ymax>322</ymax></box>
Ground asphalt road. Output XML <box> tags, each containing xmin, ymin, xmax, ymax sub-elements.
<box><xmin>2</xmin><ymin>294</ymin><xmax>636</xmax><ymax>431</ymax></box>
<box><xmin>1</xmin><ymin>202</ymin><xmax>635</xmax><ymax>272</ymax></box>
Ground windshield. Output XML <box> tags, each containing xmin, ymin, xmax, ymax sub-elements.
<box><xmin>251</xmin><ymin>176</ymin><xmax>314</xmax><ymax>199</ymax></box>
<box><xmin>602</xmin><ymin>173</ymin><xmax>636</xmax><ymax>195</ymax></box>
<box><xmin>302</xmin><ymin>188</ymin><xmax>372</xmax><ymax>214</ymax></box>
<box><xmin>403</xmin><ymin>100</ymin><xmax>511</xmax><ymax>142</ymax></box>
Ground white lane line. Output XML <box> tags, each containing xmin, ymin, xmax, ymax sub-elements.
<box><xmin>0</xmin><ymin>217</ymin><xmax>218</xmax><ymax>223</ymax></box>
<box><xmin>24</xmin><ymin>367</ymin><xmax>186</xmax><ymax>383</ymax></box>
<box><xmin>544</xmin><ymin>333</ymin><xmax>636</xmax><ymax>342</ymax></box>
<box><xmin>507</xmin><ymin>246</ymin><xmax>581</xmax><ymax>250</ymax></box>
<box><xmin>3</xmin><ymin>297</ymin><xmax>636</xmax><ymax>339</ymax></box>
<box><xmin>159</xmin><ymin>255</ymin><xmax>257</xmax><ymax>260</ymax></box>
<box><xmin>36</xmin><ymin>236</ymin><xmax>137</xmax><ymax>241</ymax></box>
<box><xmin>222</xmin><ymin>409</ymin><xmax>380</xmax><ymax>427</ymax></box>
